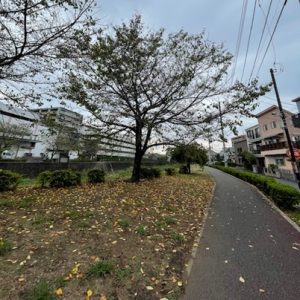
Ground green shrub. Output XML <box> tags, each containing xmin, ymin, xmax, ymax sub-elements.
<box><xmin>48</xmin><ymin>170</ymin><xmax>81</xmax><ymax>188</ymax></box>
<box><xmin>165</xmin><ymin>168</ymin><xmax>176</xmax><ymax>176</ymax></box>
<box><xmin>0</xmin><ymin>238</ymin><xmax>12</xmax><ymax>256</ymax></box>
<box><xmin>0</xmin><ymin>169</ymin><xmax>21</xmax><ymax>192</ymax></box>
<box><xmin>268</xmin><ymin>181</ymin><xmax>300</xmax><ymax>208</ymax></box>
<box><xmin>140</xmin><ymin>167</ymin><xmax>161</xmax><ymax>179</ymax></box>
<box><xmin>211</xmin><ymin>165</ymin><xmax>300</xmax><ymax>209</ymax></box>
<box><xmin>87</xmin><ymin>169</ymin><xmax>105</xmax><ymax>183</ymax></box>
<box><xmin>87</xmin><ymin>260</ymin><xmax>114</xmax><ymax>278</ymax></box>
<box><xmin>37</xmin><ymin>171</ymin><xmax>52</xmax><ymax>188</ymax></box>
<box><xmin>37</xmin><ymin>169</ymin><xmax>81</xmax><ymax>188</ymax></box>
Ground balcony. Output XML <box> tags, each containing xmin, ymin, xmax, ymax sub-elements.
<box><xmin>251</xmin><ymin>149</ymin><xmax>261</xmax><ymax>155</ymax></box>
<box><xmin>260</xmin><ymin>141</ymin><xmax>287</xmax><ymax>151</ymax></box>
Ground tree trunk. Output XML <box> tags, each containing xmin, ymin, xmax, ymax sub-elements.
<box><xmin>187</xmin><ymin>162</ymin><xmax>191</xmax><ymax>174</ymax></box>
<box><xmin>15</xmin><ymin>144</ymin><xmax>20</xmax><ymax>159</ymax></box>
<box><xmin>131</xmin><ymin>124</ymin><xmax>144</xmax><ymax>183</ymax></box>
<box><xmin>131</xmin><ymin>150</ymin><xmax>143</xmax><ymax>182</ymax></box>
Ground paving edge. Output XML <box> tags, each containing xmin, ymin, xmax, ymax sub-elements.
<box><xmin>183</xmin><ymin>180</ymin><xmax>216</xmax><ymax>285</ymax></box>
<box><xmin>211</xmin><ymin>167</ymin><xmax>300</xmax><ymax>233</ymax></box>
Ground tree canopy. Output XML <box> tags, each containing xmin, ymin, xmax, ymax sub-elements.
<box><xmin>0</xmin><ymin>0</ymin><xmax>95</xmax><ymax>104</ymax></box>
<box><xmin>171</xmin><ymin>143</ymin><xmax>208</xmax><ymax>173</ymax></box>
<box><xmin>60</xmin><ymin>15</ymin><xmax>270</xmax><ymax>182</ymax></box>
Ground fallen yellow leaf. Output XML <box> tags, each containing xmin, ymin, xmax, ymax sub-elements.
<box><xmin>239</xmin><ymin>276</ymin><xmax>245</xmax><ymax>283</ymax></box>
<box><xmin>55</xmin><ymin>288</ymin><xmax>63</xmax><ymax>296</ymax></box>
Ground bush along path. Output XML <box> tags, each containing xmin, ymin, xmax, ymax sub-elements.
<box><xmin>185</xmin><ymin>167</ymin><xmax>300</xmax><ymax>300</ymax></box>
<box><xmin>0</xmin><ymin>169</ymin><xmax>213</xmax><ymax>299</ymax></box>
<box><xmin>210</xmin><ymin>165</ymin><xmax>300</xmax><ymax>209</ymax></box>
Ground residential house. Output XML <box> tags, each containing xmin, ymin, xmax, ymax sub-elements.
<box><xmin>256</xmin><ymin>105</ymin><xmax>300</xmax><ymax>179</ymax></box>
<box><xmin>231</xmin><ymin>135</ymin><xmax>248</xmax><ymax>165</ymax></box>
<box><xmin>245</xmin><ymin>124</ymin><xmax>264</xmax><ymax>172</ymax></box>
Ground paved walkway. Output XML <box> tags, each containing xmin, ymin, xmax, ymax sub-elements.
<box><xmin>185</xmin><ymin>167</ymin><xmax>300</xmax><ymax>300</ymax></box>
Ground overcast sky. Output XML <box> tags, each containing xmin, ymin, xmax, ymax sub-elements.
<box><xmin>93</xmin><ymin>0</ymin><xmax>300</xmax><ymax>150</ymax></box>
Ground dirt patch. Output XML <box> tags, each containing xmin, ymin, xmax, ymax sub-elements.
<box><xmin>0</xmin><ymin>172</ymin><xmax>213</xmax><ymax>299</ymax></box>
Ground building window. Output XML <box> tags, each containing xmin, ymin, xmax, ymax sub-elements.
<box><xmin>275</xmin><ymin>158</ymin><xmax>284</xmax><ymax>166</ymax></box>
<box><xmin>254</xmin><ymin>128</ymin><xmax>260</xmax><ymax>138</ymax></box>
<box><xmin>271</xmin><ymin>121</ymin><xmax>277</xmax><ymax>129</ymax></box>
<box><xmin>263</xmin><ymin>124</ymin><xmax>268</xmax><ymax>131</ymax></box>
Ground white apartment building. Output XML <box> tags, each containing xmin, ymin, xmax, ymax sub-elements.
<box><xmin>0</xmin><ymin>103</ymin><xmax>136</xmax><ymax>161</ymax></box>
<box><xmin>0</xmin><ymin>102</ymin><xmax>48</xmax><ymax>159</ymax></box>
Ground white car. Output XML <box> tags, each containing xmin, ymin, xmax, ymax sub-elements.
<box><xmin>1</xmin><ymin>150</ymin><xmax>15</xmax><ymax>159</ymax></box>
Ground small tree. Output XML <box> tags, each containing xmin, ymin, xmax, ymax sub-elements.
<box><xmin>80</xmin><ymin>135</ymin><xmax>101</xmax><ymax>161</ymax></box>
<box><xmin>60</xmin><ymin>15</ymin><xmax>270</xmax><ymax>182</ymax></box>
<box><xmin>241</xmin><ymin>150</ymin><xmax>256</xmax><ymax>170</ymax></box>
<box><xmin>171</xmin><ymin>144</ymin><xmax>208</xmax><ymax>174</ymax></box>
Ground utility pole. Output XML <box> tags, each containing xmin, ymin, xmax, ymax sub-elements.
<box><xmin>270</xmin><ymin>68</ymin><xmax>300</xmax><ymax>188</ymax></box>
<box><xmin>218</xmin><ymin>102</ymin><xmax>228</xmax><ymax>167</ymax></box>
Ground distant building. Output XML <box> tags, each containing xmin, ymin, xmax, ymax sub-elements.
<box><xmin>231</xmin><ymin>135</ymin><xmax>248</xmax><ymax>165</ymax></box>
<box><xmin>0</xmin><ymin>103</ymin><xmax>137</xmax><ymax>161</ymax></box>
<box><xmin>31</xmin><ymin>107</ymin><xmax>83</xmax><ymax>128</ymax></box>
<box><xmin>80</xmin><ymin>125</ymin><xmax>136</xmax><ymax>160</ymax></box>
<box><xmin>245</xmin><ymin>124</ymin><xmax>264</xmax><ymax>171</ymax></box>
<box><xmin>0</xmin><ymin>102</ymin><xmax>48</xmax><ymax>159</ymax></box>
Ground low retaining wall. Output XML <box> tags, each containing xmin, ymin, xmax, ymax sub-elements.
<box><xmin>0</xmin><ymin>160</ymin><xmax>167</xmax><ymax>178</ymax></box>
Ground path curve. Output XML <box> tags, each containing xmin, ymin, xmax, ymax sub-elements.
<box><xmin>185</xmin><ymin>167</ymin><xmax>300</xmax><ymax>300</ymax></box>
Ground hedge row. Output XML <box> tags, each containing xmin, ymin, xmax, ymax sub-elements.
<box><xmin>37</xmin><ymin>169</ymin><xmax>105</xmax><ymax>188</ymax></box>
<box><xmin>211</xmin><ymin>165</ymin><xmax>300</xmax><ymax>209</ymax></box>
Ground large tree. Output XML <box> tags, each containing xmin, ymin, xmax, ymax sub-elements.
<box><xmin>60</xmin><ymin>15</ymin><xmax>270</xmax><ymax>182</ymax></box>
<box><xmin>0</xmin><ymin>0</ymin><xmax>95</xmax><ymax>103</ymax></box>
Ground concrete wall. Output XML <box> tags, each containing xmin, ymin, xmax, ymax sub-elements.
<box><xmin>0</xmin><ymin>160</ymin><xmax>167</xmax><ymax>178</ymax></box>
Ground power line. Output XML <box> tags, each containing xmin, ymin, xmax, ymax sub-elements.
<box><xmin>261</xmin><ymin>95</ymin><xmax>295</xmax><ymax>107</ymax></box>
<box><xmin>241</xmin><ymin>0</ymin><xmax>257</xmax><ymax>82</ymax></box>
<box><xmin>248</xmin><ymin>0</ymin><xmax>273</xmax><ymax>81</ymax></box>
<box><xmin>256</xmin><ymin>0</ymin><xmax>288</xmax><ymax>76</ymax></box>
<box><xmin>230</xmin><ymin>0</ymin><xmax>248</xmax><ymax>84</ymax></box>
<box><xmin>256</xmin><ymin>1</ymin><xmax>278</xmax><ymax>73</ymax></box>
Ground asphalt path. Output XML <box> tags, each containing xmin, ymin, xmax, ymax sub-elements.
<box><xmin>185</xmin><ymin>167</ymin><xmax>300</xmax><ymax>300</ymax></box>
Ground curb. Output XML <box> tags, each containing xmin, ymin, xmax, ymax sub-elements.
<box><xmin>211</xmin><ymin>167</ymin><xmax>300</xmax><ymax>233</ymax></box>
<box><xmin>183</xmin><ymin>179</ymin><xmax>216</xmax><ymax>285</ymax></box>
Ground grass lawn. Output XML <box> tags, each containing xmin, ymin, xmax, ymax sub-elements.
<box><xmin>0</xmin><ymin>166</ymin><xmax>213</xmax><ymax>300</ymax></box>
